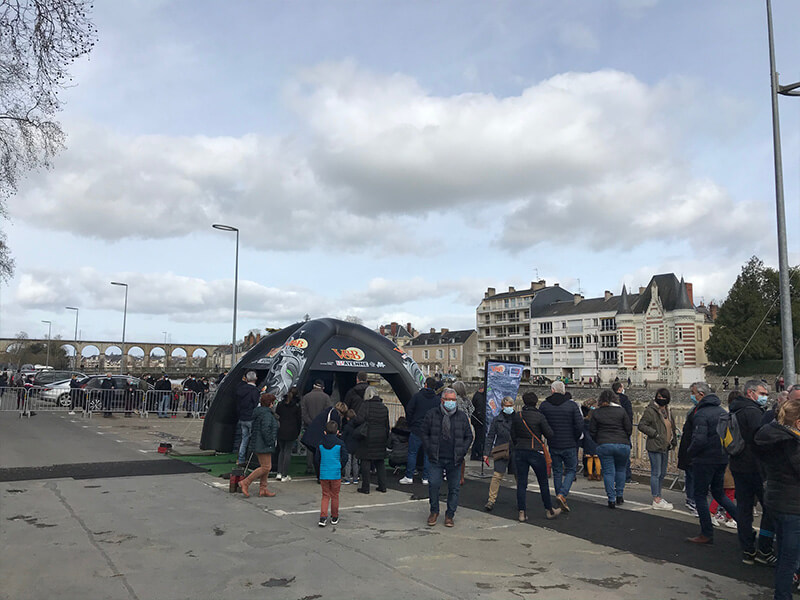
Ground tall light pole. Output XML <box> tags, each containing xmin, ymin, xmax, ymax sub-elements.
<box><xmin>766</xmin><ymin>0</ymin><xmax>800</xmax><ymax>386</ymax></box>
<box><xmin>212</xmin><ymin>223</ymin><xmax>239</xmax><ymax>369</ymax></box>
<box><xmin>111</xmin><ymin>282</ymin><xmax>128</xmax><ymax>373</ymax></box>
<box><xmin>41</xmin><ymin>320</ymin><xmax>52</xmax><ymax>367</ymax></box>
<box><xmin>66</xmin><ymin>307</ymin><xmax>78</xmax><ymax>369</ymax></box>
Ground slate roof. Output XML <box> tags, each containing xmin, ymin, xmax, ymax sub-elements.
<box><xmin>377</xmin><ymin>324</ymin><xmax>413</xmax><ymax>338</ymax></box>
<box><xmin>530</xmin><ymin>274</ymin><xmax>696</xmax><ymax>319</ymax></box>
<box><xmin>483</xmin><ymin>285</ymin><xmax>556</xmax><ymax>302</ymax></box>
<box><xmin>407</xmin><ymin>329</ymin><xmax>476</xmax><ymax>346</ymax></box>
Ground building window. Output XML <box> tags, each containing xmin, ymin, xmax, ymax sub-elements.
<box><xmin>539</xmin><ymin>337</ymin><xmax>553</xmax><ymax>350</ymax></box>
<box><xmin>436</xmin><ymin>349</ymin><xmax>444</xmax><ymax>359</ymax></box>
<box><xmin>678</xmin><ymin>328</ymin><xmax>683</xmax><ymax>340</ymax></box>
<box><xmin>600</xmin><ymin>318</ymin><xmax>616</xmax><ymax>331</ymax></box>
<box><xmin>423</xmin><ymin>350</ymin><xmax>429</xmax><ymax>359</ymax></box>
<box><xmin>593</xmin><ymin>318</ymin><xmax>599</xmax><ymax>326</ymax></box>
<box><xmin>650</xmin><ymin>326</ymin><xmax>659</xmax><ymax>343</ymax></box>
<box><xmin>697</xmin><ymin>327</ymin><xmax>702</xmax><ymax>341</ymax></box>
<box><xmin>450</xmin><ymin>348</ymin><xmax>457</xmax><ymax>359</ymax></box>
<box><xmin>568</xmin><ymin>336</ymin><xmax>583</xmax><ymax>349</ymax></box>
<box><xmin>636</xmin><ymin>328</ymin><xmax>643</xmax><ymax>344</ymax></box>
<box><xmin>540</xmin><ymin>322</ymin><xmax>552</xmax><ymax>334</ymax></box>
<box><xmin>554</xmin><ymin>336</ymin><xmax>561</xmax><ymax>345</ymax></box>
<box><xmin>652</xmin><ymin>349</ymin><xmax>660</xmax><ymax>367</ymax></box>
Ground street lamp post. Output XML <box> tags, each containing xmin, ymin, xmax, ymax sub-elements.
<box><xmin>766</xmin><ymin>0</ymin><xmax>800</xmax><ymax>386</ymax></box>
<box><xmin>111</xmin><ymin>282</ymin><xmax>128</xmax><ymax>373</ymax></box>
<box><xmin>66</xmin><ymin>307</ymin><xmax>78</xmax><ymax>369</ymax></box>
<box><xmin>41</xmin><ymin>320</ymin><xmax>52</xmax><ymax>367</ymax></box>
<box><xmin>212</xmin><ymin>224</ymin><xmax>239</xmax><ymax>369</ymax></box>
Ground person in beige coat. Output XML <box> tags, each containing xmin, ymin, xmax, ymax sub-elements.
<box><xmin>638</xmin><ymin>388</ymin><xmax>677</xmax><ymax>510</ymax></box>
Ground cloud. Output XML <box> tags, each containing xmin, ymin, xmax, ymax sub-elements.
<box><xmin>558</xmin><ymin>23</ymin><xmax>600</xmax><ymax>52</ymax></box>
<box><xmin>12</xmin><ymin>62</ymin><xmax>759</xmax><ymax>256</ymax></box>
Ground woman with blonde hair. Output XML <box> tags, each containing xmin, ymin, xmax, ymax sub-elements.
<box><xmin>239</xmin><ymin>393</ymin><xmax>279</xmax><ymax>498</ymax></box>
<box><xmin>755</xmin><ymin>397</ymin><xmax>800</xmax><ymax>600</ymax></box>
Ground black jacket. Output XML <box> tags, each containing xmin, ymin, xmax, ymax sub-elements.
<box><xmin>486</xmin><ymin>410</ymin><xmax>514</xmax><ymax>452</ymax></box>
<box><xmin>471</xmin><ymin>390</ymin><xmax>486</xmax><ymax>428</ymax></box>
<box><xmin>511</xmin><ymin>406</ymin><xmax>553</xmax><ymax>453</ymax></box>
<box><xmin>405</xmin><ymin>387</ymin><xmax>440</xmax><ymax>436</ymax></box>
<box><xmin>729</xmin><ymin>396</ymin><xmax>766</xmax><ymax>474</ymax></box>
<box><xmin>687</xmin><ymin>394</ymin><xmax>728</xmax><ymax>465</ymax></box>
<box><xmin>387</xmin><ymin>425</ymin><xmax>410</xmax><ymax>464</ymax></box>
<box><xmin>420</xmin><ymin>406</ymin><xmax>473</xmax><ymax>465</ymax></box>
<box><xmin>538</xmin><ymin>393</ymin><xmax>583</xmax><ymax>449</ymax></box>
<box><xmin>275</xmin><ymin>399</ymin><xmax>302</xmax><ymax>442</ymax></box>
<box><xmin>589</xmin><ymin>405</ymin><xmax>632</xmax><ymax>445</ymax></box>
<box><xmin>755</xmin><ymin>421</ymin><xmax>800</xmax><ymax>515</ymax></box>
<box><xmin>617</xmin><ymin>392</ymin><xmax>633</xmax><ymax>423</ymax></box>
<box><xmin>155</xmin><ymin>378</ymin><xmax>171</xmax><ymax>392</ymax></box>
<box><xmin>677</xmin><ymin>406</ymin><xmax>697</xmax><ymax>471</ymax></box>
<box><xmin>301</xmin><ymin>407</ymin><xmax>342</xmax><ymax>452</ymax></box>
<box><xmin>344</xmin><ymin>381</ymin><xmax>369</xmax><ymax>414</ymax></box>
<box><xmin>355</xmin><ymin>396</ymin><xmax>390</xmax><ymax>461</ymax></box>
<box><xmin>236</xmin><ymin>383</ymin><xmax>260</xmax><ymax>422</ymax></box>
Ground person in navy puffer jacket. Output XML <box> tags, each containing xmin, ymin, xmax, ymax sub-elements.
<box><xmin>539</xmin><ymin>380</ymin><xmax>583</xmax><ymax>513</ymax></box>
<box><xmin>400</xmin><ymin>377</ymin><xmax>440</xmax><ymax>485</ymax></box>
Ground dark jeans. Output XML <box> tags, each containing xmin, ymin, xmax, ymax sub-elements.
<box><xmin>428</xmin><ymin>460</ymin><xmax>460</xmax><ymax>518</ymax></box>
<box><xmin>732</xmin><ymin>470</ymin><xmax>775</xmax><ymax>554</ymax></box>
<box><xmin>359</xmin><ymin>459</ymin><xmax>386</xmax><ymax>492</ymax></box>
<box><xmin>406</xmin><ymin>432</ymin><xmax>430</xmax><ymax>480</ymax></box>
<box><xmin>693</xmin><ymin>463</ymin><xmax>738</xmax><ymax>538</ymax></box>
<box><xmin>684</xmin><ymin>467</ymin><xmax>694</xmax><ymax>502</ymax></box>
<box><xmin>514</xmin><ymin>449</ymin><xmax>552</xmax><ymax>512</ymax></box>
<box><xmin>277</xmin><ymin>439</ymin><xmax>294</xmax><ymax>477</ymax></box>
<box><xmin>773</xmin><ymin>511</ymin><xmax>800</xmax><ymax>600</ymax></box>
<box><xmin>648</xmin><ymin>451</ymin><xmax>669</xmax><ymax>498</ymax></box>
<box><xmin>550</xmin><ymin>446</ymin><xmax>578</xmax><ymax>497</ymax></box>
<box><xmin>471</xmin><ymin>425</ymin><xmax>485</xmax><ymax>459</ymax></box>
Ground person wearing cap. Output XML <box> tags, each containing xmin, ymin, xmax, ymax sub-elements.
<box><xmin>301</xmin><ymin>380</ymin><xmax>333</xmax><ymax>474</ymax></box>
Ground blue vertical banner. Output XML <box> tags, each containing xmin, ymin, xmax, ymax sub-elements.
<box><xmin>484</xmin><ymin>360</ymin><xmax>524</xmax><ymax>445</ymax></box>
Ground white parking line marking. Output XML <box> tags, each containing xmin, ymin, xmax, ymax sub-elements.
<box><xmin>268</xmin><ymin>499</ymin><xmax>426</xmax><ymax>516</ymax></box>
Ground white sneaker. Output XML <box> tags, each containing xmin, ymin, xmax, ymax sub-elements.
<box><xmin>276</xmin><ymin>474</ymin><xmax>282</xmax><ymax>481</ymax></box>
<box><xmin>652</xmin><ymin>498</ymin><xmax>674</xmax><ymax>510</ymax></box>
<box><xmin>282</xmin><ymin>475</ymin><xmax>291</xmax><ymax>482</ymax></box>
<box><xmin>68</xmin><ymin>411</ymin><xmax>75</xmax><ymax>415</ymax></box>
<box><xmin>724</xmin><ymin>518</ymin><xmax>738</xmax><ymax>529</ymax></box>
<box><xmin>399</xmin><ymin>476</ymin><xmax>413</xmax><ymax>485</ymax></box>
<box><xmin>422</xmin><ymin>479</ymin><xmax>429</xmax><ymax>485</ymax></box>
<box><xmin>711</xmin><ymin>515</ymin><xmax>722</xmax><ymax>527</ymax></box>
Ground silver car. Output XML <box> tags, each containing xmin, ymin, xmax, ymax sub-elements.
<box><xmin>39</xmin><ymin>379</ymin><xmax>75</xmax><ymax>407</ymax></box>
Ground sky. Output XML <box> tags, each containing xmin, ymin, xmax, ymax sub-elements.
<box><xmin>2</xmin><ymin>0</ymin><xmax>799</xmax><ymax>354</ymax></box>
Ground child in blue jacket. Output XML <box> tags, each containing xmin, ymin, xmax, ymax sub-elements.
<box><xmin>315</xmin><ymin>420</ymin><xmax>345</xmax><ymax>527</ymax></box>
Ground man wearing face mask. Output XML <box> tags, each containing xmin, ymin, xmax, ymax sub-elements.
<box><xmin>729</xmin><ymin>380</ymin><xmax>777</xmax><ymax>565</ymax></box>
<box><xmin>420</xmin><ymin>387</ymin><xmax>473</xmax><ymax>527</ymax></box>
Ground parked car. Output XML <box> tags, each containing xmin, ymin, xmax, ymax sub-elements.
<box><xmin>33</xmin><ymin>370</ymin><xmax>86</xmax><ymax>387</ymax></box>
<box><xmin>80</xmin><ymin>375</ymin><xmax>153</xmax><ymax>412</ymax></box>
<box><xmin>38</xmin><ymin>379</ymin><xmax>76</xmax><ymax>407</ymax></box>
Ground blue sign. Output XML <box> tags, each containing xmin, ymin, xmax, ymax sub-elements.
<box><xmin>484</xmin><ymin>360</ymin><xmax>524</xmax><ymax>444</ymax></box>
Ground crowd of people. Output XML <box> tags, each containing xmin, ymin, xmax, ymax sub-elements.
<box><xmin>230</xmin><ymin>371</ymin><xmax>799</xmax><ymax>599</ymax></box>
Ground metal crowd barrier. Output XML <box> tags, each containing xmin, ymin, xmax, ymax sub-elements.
<box><xmin>1</xmin><ymin>385</ymin><xmax>80</xmax><ymax>417</ymax></box>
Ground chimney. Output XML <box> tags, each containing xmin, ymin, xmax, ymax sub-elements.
<box><xmin>508</xmin><ymin>286</ymin><xmax>515</xmax><ymax>293</ymax></box>
<box><xmin>487</xmin><ymin>287</ymin><xmax>496</xmax><ymax>297</ymax></box>
<box><xmin>554</xmin><ymin>283</ymin><xmax>560</xmax><ymax>287</ymax></box>
<box><xmin>532</xmin><ymin>280</ymin><xmax>546</xmax><ymax>291</ymax></box>
<box><xmin>573</xmin><ymin>294</ymin><xmax>583</xmax><ymax>305</ymax></box>
<box><xmin>380</xmin><ymin>325</ymin><xmax>385</xmax><ymax>336</ymax></box>
<box><xmin>441</xmin><ymin>328</ymin><xmax>449</xmax><ymax>334</ymax></box>
<box><xmin>391</xmin><ymin>322</ymin><xmax>398</xmax><ymax>336</ymax></box>
<box><xmin>430</xmin><ymin>328</ymin><xmax>436</xmax><ymax>334</ymax></box>
<box><xmin>604</xmin><ymin>290</ymin><xmax>612</xmax><ymax>300</ymax></box>
<box><xmin>709</xmin><ymin>302</ymin><xmax>718</xmax><ymax>321</ymax></box>
<box><xmin>639</xmin><ymin>286</ymin><xmax>646</xmax><ymax>294</ymax></box>
<box><xmin>685</xmin><ymin>282</ymin><xmax>694</xmax><ymax>305</ymax></box>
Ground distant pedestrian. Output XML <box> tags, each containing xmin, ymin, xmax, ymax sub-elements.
<box><xmin>470</xmin><ymin>385</ymin><xmax>486</xmax><ymax>460</ymax></box>
<box><xmin>400</xmin><ymin>377</ymin><xmax>440</xmax><ymax>485</ymax></box>
<box><xmin>341</xmin><ymin>409</ymin><xmax>362</xmax><ymax>485</ymax></box>
<box><xmin>387</xmin><ymin>416</ymin><xmax>410</xmax><ymax>472</ymax></box>
<box><xmin>275</xmin><ymin>387</ymin><xmax>302</xmax><ymax>482</ymax></box>
<box><xmin>483</xmin><ymin>396</ymin><xmax>515</xmax><ymax>512</ymax></box>
<box><xmin>580</xmin><ymin>400</ymin><xmax>600</xmax><ymax>480</ymax></box>
<box><xmin>238</xmin><ymin>393</ymin><xmax>279</xmax><ymax>498</ymax></box>
<box><xmin>612</xmin><ymin>381</ymin><xmax>635</xmax><ymax>484</ymax></box>
<box><xmin>512</xmin><ymin>392</ymin><xmax>560</xmax><ymax>520</ymax></box>
<box><xmin>315</xmin><ymin>420</ymin><xmax>345</xmax><ymax>527</ymax></box>
<box><xmin>539</xmin><ymin>380</ymin><xmax>583</xmax><ymax>513</ymax></box>
<box><xmin>155</xmin><ymin>374</ymin><xmax>172</xmax><ymax>418</ymax></box>
<box><xmin>754</xmin><ymin>395</ymin><xmax>800</xmax><ymax>600</ymax></box>
<box><xmin>343</xmin><ymin>371</ymin><xmax>369</xmax><ymax>414</ymax></box>
<box><xmin>101</xmin><ymin>373</ymin><xmax>115</xmax><ymax>417</ymax></box>
<box><xmin>638</xmin><ymin>388</ymin><xmax>677</xmax><ymax>510</ymax></box>
<box><xmin>589</xmin><ymin>389</ymin><xmax>632</xmax><ymax>509</ymax></box>
<box><xmin>355</xmin><ymin>386</ymin><xmax>390</xmax><ymax>494</ymax></box>
<box><xmin>420</xmin><ymin>387</ymin><xmax>473</xmax><ymax>527</ymax></box>
<box><xmin>235</xmin><ymin>371</ymin><xmax>260</xmax><ymax>466</ymax></box>
<box><xmin>301</xmin><ymin>402</ymin><xmax>346</xmax><ymax>481</ymax></box>
<box><xmin>68</xmin><ymin>374</ymin><xmax>83</xmax><ymax>414</ymax></box>
<box><xmin>685</xmin><ymin>381</ymin><xmax>738</xmax><ymax>544</ymax></box>
<box><xmin>301</xmin><ymin>380</ymin><xmax>333</xmax><ymax>475</ymax></box>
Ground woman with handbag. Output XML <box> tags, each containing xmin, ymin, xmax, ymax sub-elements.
<box><xmin>511</xmin><ymin>392</ymin><xmax>561</xmax><ymax>521</ymax></box>
<box><xmin>589</xmin><ymin>389</ymin><xmax>633</xmax><ymax>508</ymax></box>
<box><xmin>483</xmin><ymin>396</ymin><xmax>515</xmax><ymax>511</ymax></box>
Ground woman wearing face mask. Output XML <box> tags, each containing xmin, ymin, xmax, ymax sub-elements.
<box><xmin>755</xmin><ymin>397</ymin><xmax>800</xmax><ymax>600</ymax></box>
<box><xmin>638</xmin><ymin>388</ymin><xmax>677</xmax><ymax>510</ymax></box>
<box><xmin>483</xmin><ymin>396</ymin><xmax>516</xmax><ymax>512</ymax></box>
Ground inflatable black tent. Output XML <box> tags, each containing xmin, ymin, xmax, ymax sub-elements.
<box><xmin>200</xmin><ymin>317</ymin><xmax>425</xmax><ymax>452</ymax></box>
